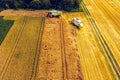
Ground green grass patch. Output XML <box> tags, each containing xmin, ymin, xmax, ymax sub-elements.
<box><xmin>0</xmin><ymin>16</ymin><xmax>14</xmax><ymax>45</ymax></box>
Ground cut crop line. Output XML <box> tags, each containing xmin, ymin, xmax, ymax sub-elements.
<box><xmin>60</xmin><ymin>18</ymin><xmax>68</xmax><ymax>80</ymax></box>
<box><xmin>81</xmin><ymin>2</ymin><xmax>120</xmax><ymax>79</ymax></box>
<box><xmin>0</xmin><ymin>16</ymin><xmax>28</xmax><ymax>80</ymax></box>
<box><xmin>30</xmin><ymin>17</ymin><xmax>45</xmax><ymax>80</ymax></box>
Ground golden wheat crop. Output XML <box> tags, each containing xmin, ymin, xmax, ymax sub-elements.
<box><xmin>63</xmin><ymin>12</ymin><xmax>117</xmax><ymax>80</ymax></box>
<box><xmin>84</xmin><ymin>0</ymin><xmax>120</xmax><ymax>67</ymax></box>
<box><xmin>0</xmin><ymin>16</ymin><xmax>43</xmax><ymax>80</ymax></box>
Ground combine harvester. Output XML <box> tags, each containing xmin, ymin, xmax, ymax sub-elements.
<box><xmin>47</xmin><ymin>10</ymin><xmax>83</xmax><ymax>29</ymax></box>
<box><xmin>72</xmin><ymin>18</ymin><xmax>83</xmax><ymax>28</ymax></box>
<box><xmin>47</xmin><ymin>10</ymin><xmax>62</xmax><ymax>18</ymax></box>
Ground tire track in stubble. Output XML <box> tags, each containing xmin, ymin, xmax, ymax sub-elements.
<box><xmin>30</xmin><ymin>17</ymin><xmax>45</xmax><ymax>80</ymax></box>
<box><xmin>60</xmin><ymin>18</ymin><xmax>68</xmax><ymax>80</ymax></box>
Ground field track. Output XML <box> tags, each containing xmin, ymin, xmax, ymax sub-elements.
<box><xmin>60</xmin><ymin>18</ymin><xmax>67</xmax><ymax>79</ymax></box>
<box><xmin>30</xmin><ymin>17</ymin><xmax>45</xmax><ymax>80</ymax></box>
<box><xmin>81</xmin><ymin>2</ymin><xmax>120</xmax><ymax>79</ymax></box>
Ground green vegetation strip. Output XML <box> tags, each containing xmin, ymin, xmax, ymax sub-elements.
<box><xmin>81</xmin><ymin>2</ymin><xmax>120</xmax><ymax>79</ymax></box>
<box><xmin>0</xmin><ymin>16</ymin><xmax>14</xmax><ymax>44</ymax></box>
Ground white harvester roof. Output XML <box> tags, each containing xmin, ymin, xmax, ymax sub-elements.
<box><xmin>49</xmin><ymin>10</ymin><xmax>58</xmax><ymax>13</ymax></box>
<box><xmin>73</xmin><ymin>18</ymin><xmax>81</xmax><ymax>23</ymax></box>
<box><xmin>72</xmin><ymin>18</ymin><xmax>84</xmax><ymax>27</ymax></box>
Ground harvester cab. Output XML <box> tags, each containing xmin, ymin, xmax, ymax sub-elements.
<box><xmin>72</xmin><ymin>18</ymin><xmax>83</xmax><ymax>28</ymax></box>
<box><xmin>47</xmin><ymin>10</ymin><xmax>62</xmax><ymax>18</ymax></box>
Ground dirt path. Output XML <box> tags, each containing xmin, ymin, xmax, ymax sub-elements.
<box><xmin>0</xmin><ymin>9</ymin><xmax>47</xmax><ymax>17</ymax></box>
